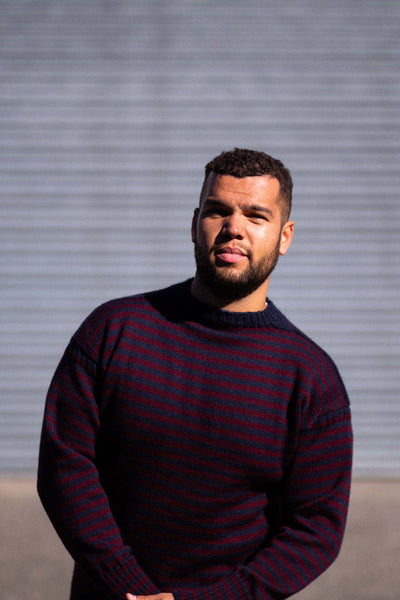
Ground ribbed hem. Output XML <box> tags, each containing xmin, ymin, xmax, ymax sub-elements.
<box><xmin>173</xmin><ymin>570</ymin><xmax>251</xmax><ymax>600</ymax></box>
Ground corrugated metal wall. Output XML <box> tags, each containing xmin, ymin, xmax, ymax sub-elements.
<box><xmin>1</xmin><ymin>0</ymin><xmax>399</xmax><ymax>476</ymax></box>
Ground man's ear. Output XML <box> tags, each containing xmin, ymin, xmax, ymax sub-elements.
<box><xmin>279</xmin><ymin>220</ymin><xmax>294</xmax><ymax>256</ymax></box>
<box><xmin>191</xmin><ymin>208</ymin><xmax>199</xmax><ymax>243</ymax></box>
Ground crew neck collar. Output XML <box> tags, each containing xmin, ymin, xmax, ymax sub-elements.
<box><xmin>147</xmin><ymin>279</ymin><xmax>286</xmax><ymax>330</ymax></box>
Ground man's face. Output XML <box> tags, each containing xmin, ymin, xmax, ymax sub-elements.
<box><xmin>192</xmin><ymin>173</ymin><xmax>293</xmax><ymax>303</ymax></box>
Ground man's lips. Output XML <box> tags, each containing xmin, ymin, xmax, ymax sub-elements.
<box><xmin>214</xmin><ymin>246</ymin><xmax>248</xmax><ymax>264</ymax></box>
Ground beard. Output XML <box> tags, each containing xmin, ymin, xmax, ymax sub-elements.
<box><xmin>194</xmin><ymin>239</ymin><xmax>281</xmax><ymax>304</ymax></box>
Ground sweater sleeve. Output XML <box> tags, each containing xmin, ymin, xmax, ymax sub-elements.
<box><xmin>173</xmin><ymin>406</ymin><xmax>353</xmax><ymax>600</ymax></box>
<box><xmin>37</xmin><ymin>338</ymin><xmax>160</xmax><ymax>600</ymax></box>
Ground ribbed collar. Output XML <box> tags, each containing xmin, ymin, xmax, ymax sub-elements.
<box><xmin>146</xmin><ymin>279</ymin><xmax>293</xmax><ymax>331</ymax></box>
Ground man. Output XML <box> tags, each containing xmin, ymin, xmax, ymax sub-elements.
<box><xmin>38</xmin><ymin>148</ymin><xmax>353</xmax><ymax>600</ymax></box>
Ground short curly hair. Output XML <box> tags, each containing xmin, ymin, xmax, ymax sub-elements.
<box><xmin>200</xmin><ymin>148</ymin><xmax>293</xmax><ymax>222</ymax></box>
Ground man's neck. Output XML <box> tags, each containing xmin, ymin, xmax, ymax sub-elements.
<box><xmin>190</xmin><ymin>275</ymin><xmax>269</xmax><ymax>313</ymax></box>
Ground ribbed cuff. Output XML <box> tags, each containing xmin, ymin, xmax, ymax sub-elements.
<box><xmin>103</xmin><ymin>557</ymin><xmax>160</xmax><ymax>598</ymax></box>
<box><xmin>174</xmin><ymin>570</ymin><xmax>251</xmax><ymax>600</ymax></box>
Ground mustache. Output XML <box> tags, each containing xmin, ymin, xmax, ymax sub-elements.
<box><xmin>211</xmin><ymin>243</ymin><xmax>252</xmax><ymax>257</ymax></box>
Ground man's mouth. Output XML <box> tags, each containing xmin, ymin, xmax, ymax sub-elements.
<box><xmin>214</xmin><ymin>246</ymin><xmax>248</xmax><ymax>264</ymax></box>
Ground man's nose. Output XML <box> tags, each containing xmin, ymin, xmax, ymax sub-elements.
<box><xmin>222</xmin><ymin>213</ymin><xmax>244</xmax><ymax>238</ymax></box>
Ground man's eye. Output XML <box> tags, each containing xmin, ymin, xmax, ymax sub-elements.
<box><xmin>204</xmin><ymin>208</ymin><xmax>227</xmax><ymax>217</ymax></box>
<box><xmin>248</xmin><ymin>213</ymin><xmax>266</xmax><ymax>221</ymax></box>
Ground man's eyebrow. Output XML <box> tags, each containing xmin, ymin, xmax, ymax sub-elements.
<box><xmin>244</xmin><ymin>204</ymin><xmax>274</xmax><ymax>216</ymax></box>
<box><xmin>203</xmin><ymin>198</ymin><xmax>274</xmax><ymax>217</ymax></box>
<box><xmin>203</xmin><ymin>198</ymin><xmax>226</xmax><ymax>205</ymax></box>
<box><xmin>201</xmin><ymin>198</ymin><xmax>229</xmax><ymax>210</ymax></box>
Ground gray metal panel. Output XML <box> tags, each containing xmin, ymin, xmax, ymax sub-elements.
<box><xmin>1</xmin><ymin>0</ymin><xmax>399</xmax><ymax>475</ymax></box>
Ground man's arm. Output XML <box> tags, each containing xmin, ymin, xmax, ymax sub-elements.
<box><xmin>163</xmin><ymin>407</ymin><xmax>352</xmax><ymax>600</ymax></box>
<box><xmin>37</xmin><ymin>341</ymin><xmax>160</xmax><ymax>600</ymax></box>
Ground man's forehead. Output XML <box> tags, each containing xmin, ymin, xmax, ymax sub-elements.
<box><xmin>203</xmin><ymin>172</ymin><xmax>281</xmax><ymax>200</ymax></box>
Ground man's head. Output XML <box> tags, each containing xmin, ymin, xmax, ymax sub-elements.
<box><xmin>200</xmin><ymin>147</ymin><xmax>293</xmax><ymax>224</ymax></box>
<box><xmin>191</xmin><ymin>148</ymin><xmax>294</xmax><ymax>311</ymax></box>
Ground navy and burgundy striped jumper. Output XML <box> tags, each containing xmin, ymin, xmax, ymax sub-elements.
<box><xmin>38</xmin><ymin>279</ymin><xmax>353</xmax><ymax>600</ymax></box>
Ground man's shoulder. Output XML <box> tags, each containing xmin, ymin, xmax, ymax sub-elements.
<box><xmin>88</xmin><ymin>291</ymin><xmax>148</xmax><ymax>322</ymax></box>
<box><xmin>68</xmin><ymin>281</ymin><xmax>187</xmax><ymax>358</ymax></box>
<box><xmin>81</xmin><ymin>280</ymin><xmax>188</xmax><ymax>331</ymax></box>
<box><xmin>267</xmin><ymin>300</ymin><xmax>339</xmax><ymax>369</ymax></box>
<box><xmin>268</xmin><ymin>301</ymin><xmax>350</xmax><ymax>416</ymax></box>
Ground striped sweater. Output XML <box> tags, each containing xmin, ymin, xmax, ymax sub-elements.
<box><xmin>37</xmin><ymin>279</ymin><xmax>353</xmax><ymax>600</ymax></box>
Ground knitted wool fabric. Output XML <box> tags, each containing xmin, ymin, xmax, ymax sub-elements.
<box><xmin>38</xmin><ymin>280</ymin><xmax>353</xmax><ymax>600</ymax></box>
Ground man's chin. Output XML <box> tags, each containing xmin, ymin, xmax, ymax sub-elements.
<box><xmin>198</xmin><ymin>270</ymin><xmax>264</xmax><ymax>303</ymax></box>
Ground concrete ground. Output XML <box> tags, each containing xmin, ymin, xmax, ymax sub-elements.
<box><xmin>1</xmin><ymin>478</ymin><xmax>399</xmax><ymax>600</ymax></box>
